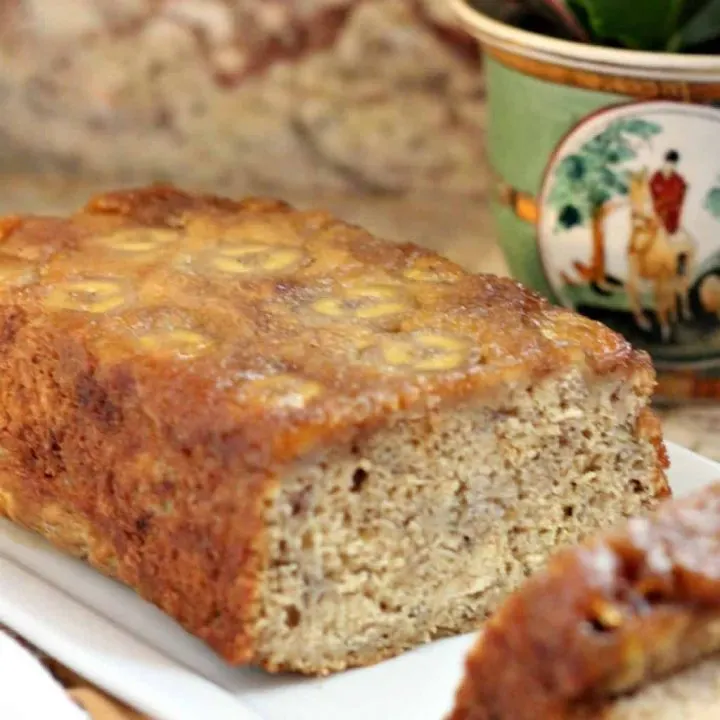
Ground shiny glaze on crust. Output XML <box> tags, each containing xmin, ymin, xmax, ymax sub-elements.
<box><xmin>0</xmin><ymin>185</ymin><xmax>653</xmax><ymax>468</ymax></box>
<box><xmin>0</xmin><ymin>186</ymin><xmax>658</xmax><ymax>664</ymax></box>
<box><xmin>450</xmin><ymin>483</ymin><xmax>720</xmax><ymax>720</ymax></box>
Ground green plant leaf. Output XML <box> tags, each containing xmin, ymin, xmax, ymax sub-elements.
<box><xmin>569</xmin><ymin>0</ymin><xmax>689</xmax><ymax>50</ymax></box>
<box><xmin>673</xmin><ymin>0</ymin><xmax>720</xmax><ymax>49</ymax></box>
<box><xmin>680</xmin><ymin>0</ymin><xmax>714</xmax><ymax>22</ymax></box>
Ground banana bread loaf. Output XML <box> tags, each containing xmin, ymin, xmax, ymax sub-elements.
<box><xmin>449</xmin><ymin>483</ymin><xmax>720</xmax><ymax>720</ymax></box>
<box><xmin>0</xmin><ymin>186</ymin><xmax>667</xmax><ymax>675</ymax></box>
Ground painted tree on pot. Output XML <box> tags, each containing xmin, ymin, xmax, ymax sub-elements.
<box><xmin>684</xmin><ymin>183</ymin><xmax>720</xmax><ymax>317</ymax></box>
<box><xmin>546</xmin><ymin>117</ymin><xmax>662</xmax><ymax>295</ymax></box>
<box><xmin>707</xmin><ymin>178</ymin><xmax>720</xmax><ymax>220</ymax></box>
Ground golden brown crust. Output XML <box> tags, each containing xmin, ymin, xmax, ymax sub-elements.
<box><xmin>0</xmin><ymin>185</ymin><xmax>660</xmax><ymax>666</ymax></box>
<box><xmin>449</xmin><ymin>484</ymin><xmax>720</xmax><ymax>720</ymax></box>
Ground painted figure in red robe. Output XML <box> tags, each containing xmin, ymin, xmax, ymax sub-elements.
<box><xmin>650</xmin><ymin>150</ymin><xmax>688</xmax><ymax>236</ymax></box>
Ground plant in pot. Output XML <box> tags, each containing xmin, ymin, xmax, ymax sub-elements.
<box><xmin>478</xmin><ymin>1</ymin><xmax>720</xmax><ymax>51</ymax></box>
<box><xmin>449</xmin><ymin>0</ymin><xmax>720</xmax><ymax>401</ymax></box>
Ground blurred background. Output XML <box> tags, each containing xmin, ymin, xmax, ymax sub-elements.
<box><xmin>0</xmin><ymin>0</ymin><xmax>493</xmax><ymax>270</ymax></box>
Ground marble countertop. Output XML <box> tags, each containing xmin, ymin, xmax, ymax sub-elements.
<box><xmin>0</xmin><ymin>173</ymin><xmax>717</xmax><ymax>462</ymax></box>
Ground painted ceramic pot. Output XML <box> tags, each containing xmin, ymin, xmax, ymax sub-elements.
<box><xmin>450</xmin><ymin>0</ymin><xmax>720</xmax><ymax>400</ymax></box>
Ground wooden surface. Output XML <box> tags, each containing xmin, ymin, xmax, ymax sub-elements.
<box><xmin>65</xmin><ymin>687</ymin><xmax>145</xmax><ymax>720</ymax></box>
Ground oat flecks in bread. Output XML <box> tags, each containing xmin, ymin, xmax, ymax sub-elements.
<box><xmin>0</xmin><ymin>186</ymin><xmax>667</xmax><ymax>675</ymax></box>
<box><xmin>449</xmin><ymin>483</ymin><xmax>720</xmax><ymax>720</ymax></box>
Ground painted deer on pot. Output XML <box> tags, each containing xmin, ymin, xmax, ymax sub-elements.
<box><xmin>626</xmin><ymin>164</ymin><xmax>696</xmax><ymax>343</ymax></box>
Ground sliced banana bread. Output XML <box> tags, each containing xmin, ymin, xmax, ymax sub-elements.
<box><xmin>450</xmin><ymin>483</ymin><xmax>720</xmax><ymax>720</ymax></box>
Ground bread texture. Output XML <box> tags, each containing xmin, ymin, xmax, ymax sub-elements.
<box><xmin>601</xmin><ymin>653</ymin><xmax>720</xmax><ymax>720</ymax></box>
<box><xmin>0</xmin><ymin>186</ymin><xmax>667</xmax><ymax>675</ymax></box>
<box><xmin>450</xmin><ymin>483</ymin><xmax>720</xmax><ymax>720</ymax></box>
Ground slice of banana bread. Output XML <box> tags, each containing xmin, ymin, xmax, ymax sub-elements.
<box><xmin>0</xmin><ymin>186</ymin><xmax>667</xmax><ymax>675</ymax></box>
<box><xmin>450</xmin><ymin>483</ymin><xmax>720</xmax><ymax>720</ymax></box>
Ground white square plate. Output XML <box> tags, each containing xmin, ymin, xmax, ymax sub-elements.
<box><xmin>0</xmin><ymin>442</ymin><xmax>717</xmax><ymax>720</ymax></box>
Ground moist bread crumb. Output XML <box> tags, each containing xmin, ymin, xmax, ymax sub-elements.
<box><xmin>450</xmin><ymin>483</ymin><xmax>720</xmax><ymax>720</ymax></box>
<box><xmin>600</xmin><ymin>652</ymin><xmax>720</xmax><ymax>719</ymax></box>
<box><xmin>0</xmin><ymin>186</ymin><xmax>667</xmax><ymax>675</ymax></box>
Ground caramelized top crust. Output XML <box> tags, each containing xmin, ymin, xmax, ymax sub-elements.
<box><xmin>450</xmin><ymin>484</ymin><xmax>720</xmax><ymax>720</ymax></box>
<box><xmin>0</xmin><ymin>186</ymin><xmax>652</xmax><ymax>470</ymax></box>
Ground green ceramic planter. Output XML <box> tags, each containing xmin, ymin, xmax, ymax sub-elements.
<box><xmin>450</xmin><ymin>0</ymin><xmax>720</xmax><ymax>400</ymax></box>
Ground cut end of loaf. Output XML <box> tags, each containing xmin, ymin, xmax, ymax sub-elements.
<box><xmin>250</xmin><ymin>369</ymin><xmax>667</xmax><ymax>675</ymax></box>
